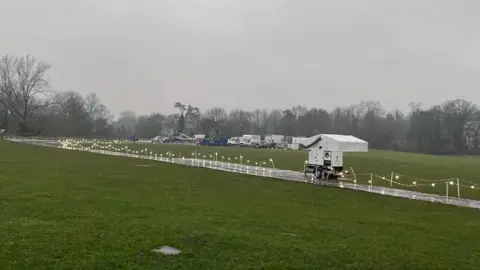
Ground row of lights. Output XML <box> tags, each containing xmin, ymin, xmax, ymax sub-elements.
<box><xmin>63</xmin><ymin>140</ymin><xmax>276</xmax><ymax>169</ymax></box>
<box><xmin>67</xmin><ymin>140</ymin><xmax>480</xmax><ymax>191</ymax></box>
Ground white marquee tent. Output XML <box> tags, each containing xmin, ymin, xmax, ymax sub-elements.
<box><xmin>301</xmin><ymin>134</ymin><xmax>368</xmax><ymax>152</ymax></box>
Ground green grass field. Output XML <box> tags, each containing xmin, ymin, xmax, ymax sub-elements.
<box><xmin>83</xmin><ymin>141</ymin><xmax>480</xmax><ymax>199</ymax></box>
<box><xmin>2</xmin><ymin>141</ymin><xmax>480</xmax><ymax>269</ymax></box>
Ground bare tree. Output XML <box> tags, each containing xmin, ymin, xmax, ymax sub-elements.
<box><xmin>442</xmin><ymin>99</ymin><xmax>478</xmax><ymax>152</ymax></box>
<box><xmin>164</xmin><ymin>114</ymin><xmax>178</xmax><ymax>135</ymax></box>
<box><xmin>205</xmin><ymin>107</ymin><xmax>227</xmax><ymax>122</ymax></box>
<box><xmin>408</xmin><ymin>101</ymin><xmax>422</xmax><ymax>115</ymax></box>
<box><xmin>116</xmin><ymin>111</ymin><xmax>137</xmax><ymax>135</ymax></box>
<box><xmin>291</xmin><ymin>105</ymin><xmax>308</xmax><ymax>120</ymax></box>
<box><xmin>266</xmin><ymin>109</ymin><xmax>283</xmax><ymax>133</ymax></box>
<box><xmin>228</xmin><ymin>109</ymin><xmax>252</xmax><ymax>135</ymax></box>
<box><xmin>250</xmin><ymin>109</ymin><xmax>263</xmax><ymax>133</ymax></box>
<box><xmin>85</xmin><ymin>93</ymin><xmax>108</xmax><ymax>119</ymax></box>
<box><xmin>0</xmin><ymin>54</ymin><xmax>51</xmax><ymax>128</ymax></box>
<box><xmin>202</xmin><ymin>107</ymin><xmax>227</xmax><ymax>135</ymax></box>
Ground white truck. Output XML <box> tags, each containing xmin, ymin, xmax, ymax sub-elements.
<box><xmin>302</xmin><ymin>134</ymin><xmax>368</xmax><ymax>180</ymax></box>
<box><xmin>288</xmin><ymin>136</ymin><xmax>306</xmax><ymax>150</ymax></box>
<box><xmin>264</xmin><ymin>134</ymin><xmax>284</xmax><ymax>144</ymax></box>
<box><xmin>263</xmin><ymin>134</ymin><xmax>285</xmax><ymax>148</ymax></box>
<box><xmin>239</xmin><ymin>134</ymin><xmax>261</xmax><ymax>147</ymax></box>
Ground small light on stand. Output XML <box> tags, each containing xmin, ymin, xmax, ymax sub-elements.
<box><xmin>269</xmin><ymin>158</ymin><xmax>275</xmax><ymax>169</ymax></box>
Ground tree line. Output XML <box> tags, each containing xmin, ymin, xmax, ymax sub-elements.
<box><xmin>1</xmin><ymin>53</ymin><xmax>479</xmax><ymax>155</ymax></box>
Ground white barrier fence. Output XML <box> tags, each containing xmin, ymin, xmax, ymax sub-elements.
<box><xmin>9</xmin><ymin>138</ymin><xmax>480</xmax><ymax>210</ymax></box>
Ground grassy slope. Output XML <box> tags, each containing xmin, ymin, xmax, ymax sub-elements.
<box><xmin>100</xmin><ymin>142</ymin><xmax>480</xmax><ymax>199</ymax></box>
<box><xmin>1</xmin><ymin>141</ymin><xmax>480</xmax><ymax>269</ymax></box>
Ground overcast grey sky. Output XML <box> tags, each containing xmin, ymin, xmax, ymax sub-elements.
<box><xmin>0</xmin><ymin>0</ymin><xmax>478</xmax><ymax>116</ymax></box>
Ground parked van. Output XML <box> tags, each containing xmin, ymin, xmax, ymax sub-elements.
<box><xmin>239</xmin><ymin>134</ymin><xmax>261</xmax><ymax>147</ymax></box>
<box><xmin>227</xmin><ymin>137</ymin><xmax>240</xmax><ymax>146</ymax></box>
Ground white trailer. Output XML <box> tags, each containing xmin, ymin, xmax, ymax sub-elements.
<box><xmin>287</xmin><ymin>143</ymin><xmax>300</xmax><ymax>150</ymax></box>
<box><xmin>265</xmin><ymin>134</ymin><xmax>285</xmax><ymax>144</ymax></box>
<box><xmin>301</xmin><ymin>134</ymin><xmax>368</xmax><ymax>180</ymax></box>
<box><xmin>292</xmin><ymin>137</ymin><xmax>306</xmax><ymax>144</ymax></box>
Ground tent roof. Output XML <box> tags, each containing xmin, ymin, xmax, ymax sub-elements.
<box><xmin>321</xmin><ymin>134</ymin><xmax>367</xmax><ymax>143</ymax></box>
<box><xmin>301</xmin><ymin>133</ymin><xmax>368</xmax><ymax>152</ymax></box>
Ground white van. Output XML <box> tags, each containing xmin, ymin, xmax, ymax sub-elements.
<box><xmin>239</xmin><ymin>134</ymin><xmax>261</xmax><ymax>147</ymax></box>
<box><xmin>227</xmin><ymin>137</ymin><xmax>240</xmax><ymax>146</ymax></box>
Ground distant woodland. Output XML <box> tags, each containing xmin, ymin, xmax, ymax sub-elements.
<box><xmin>1</xmin><ymin>53</ymin><xmax>479</xmax><ymax>155</ymax></box>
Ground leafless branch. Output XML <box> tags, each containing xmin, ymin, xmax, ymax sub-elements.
<box><xmin>0</xmin><ymin>54</ymin><xmax>51</xmax><ymax>124</ymax></box>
